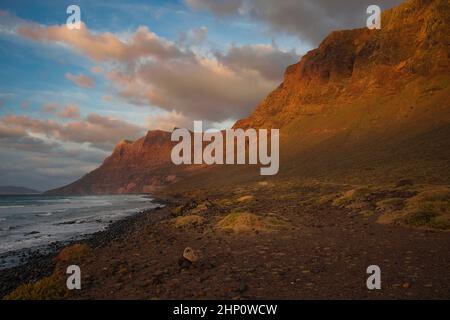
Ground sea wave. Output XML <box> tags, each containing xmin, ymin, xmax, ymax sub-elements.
<box><xmin>37</xmin><ymin>199</ymin><xmax>71</xmax><ymax>203</ymax></box>
<box><xmin>0</xmin><ymin>205</ymin><xmax>25</xmax><ymax>209</ymax></box>
<box><xmin>0</xmin><ymin>194</ymin><xmax>159</xmax><ymax>269</ymax></box>
<box><xmin>37</xmin><ymin>212</ymin><xmax>53</xmax><ymax>217</ymax></box>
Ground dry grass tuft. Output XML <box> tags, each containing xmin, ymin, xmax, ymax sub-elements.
<box><xmin>377</xmin><ymin>187</ymin><xmax>450</xmax><ymax>230</ymax></box>
<box><xmin>55</xmin><ymin>244</ymin><xmax>91</xmax><ymax>263</ymax></box>
<box><xmin>173</xmin><ymin>215</ymin><xmax>206</xmax><ymax>228</ymax></box>
<box><xmin>3</xmin><ymin>274</ymin><xmax>67</xmax><ymax>300</ymax></box>
<box><xmin>332</xmin><ymin>187</ymin><xmax>372</xmax><ymax>207</ymax></box>
<box><xmin>217</xmin><ymin>212</ymin><xmax>285</xmax><ymax>233</ymax></box>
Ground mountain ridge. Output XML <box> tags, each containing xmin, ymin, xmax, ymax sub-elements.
<box><xmin>0</xmin><ymin>186</ymin><xmax>41</xmax><ymax>195</ymax></box>
<box><xmin>46</xmin><ymin>0</ymin><xmax>450</xmax><ymax>195</ymax></box>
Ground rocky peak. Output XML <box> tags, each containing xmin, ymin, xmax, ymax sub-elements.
<box><xmin>235</xmin><ymin>0</ymin><xmax>449</xmax><ymax>130</ymax></box>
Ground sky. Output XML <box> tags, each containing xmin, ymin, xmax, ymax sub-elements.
<box><xmin>0</xmin><ymin>0</ymin><xmax>403</xmax><ymax>191</ymax></box>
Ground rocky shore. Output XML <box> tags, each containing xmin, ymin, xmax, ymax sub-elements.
<box><xmin>0</xmin><ymin>198</ymin><xmax>170</xmax><ymax>299</ymax></box>
<box><xmin>2</xmin><ymin>180</ymin><xmax>449</xmax><ymax>300</ymax></box>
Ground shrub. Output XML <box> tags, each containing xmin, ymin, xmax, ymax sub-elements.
<box><xmin>217</xmin><ymin>212</ymin><xmax>285</xmax><ymax>233</ymax></box>
<box><xmin>55</xmin><ymin>244</ymin><xmax>91</xmax><ymax>264</ymax></box>
<box><xmin>332</xmin><ymin>187</ymin><xmax>372</xmax><ymax>206</ymax></box>
<box><xmin>4</xmin><ymin>274</ymin><xmax>67</xmax><ymax>300</ymax></box>
<box><xmin>173</xmin><ymin>215</ymin><xmax>205</xmax><ymax>228</ymax></box>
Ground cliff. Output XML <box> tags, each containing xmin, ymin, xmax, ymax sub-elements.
<box><xmin>46</xmin><ymin>131</ymin><xmax>180</xmax><ymax>195</ymax></box>
<box><xmin>234</xmin><ymin>0</ymin><xmax>449</xmax><ymax>130</ymax></box>
<box><xmin>47</xmin><ymin>0</ymin><xmax>450</xmax><ymax>195</ymax></box>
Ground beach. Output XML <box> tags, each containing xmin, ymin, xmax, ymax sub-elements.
<box><xmin>2</xmin><ymin>181</ymin><xmax>449</xmax><ymax>300</ymax></box>
<box><xmin>0</xmin><ymin>196</ymin><xmax>168</xmax><ymax>298</ymax></box>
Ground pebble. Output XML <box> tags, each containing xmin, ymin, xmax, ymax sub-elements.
<box><xmin>402</xmin><ymin>282</ymin><xmax>411</xmax><ymax>289</ymax></box>
<box><xmin>183</xmin><ymin>247</ymin><xmax>199</xmax><ymax>263</ymax></box>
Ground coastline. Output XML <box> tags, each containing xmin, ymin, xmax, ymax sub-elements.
<box><xmin>1</xmin><ymin>181</ymin><xmax>449</xmax><ymax>300</ymax></box>
<box><xmin>0</xmin><ymin>196</ymin><xmax>173</xmax><ymax>298</ymax></box>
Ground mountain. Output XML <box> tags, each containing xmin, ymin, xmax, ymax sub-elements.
<box><xmin>46</xmin><ymin>131</ymin><xmax>187</xmax><ymax>195</ymax></box>
<box><xmin>227</xmin><ymin>0</ymin><xmax>450</xmax><ymax>185</ymax></box>
<box><xmin>0</xmin><ymin>186</ymin><xmax>41</xmax><ymax>195</ymax></box>
<box><xmin>235</xmin><ymin>0</ymin><xmax>449</xmax><ymax>130</ymax></box>
<box><xmin>47</xmin><ymin>0</ymin><xmax>450</xmax><ymax>195</ymax></box>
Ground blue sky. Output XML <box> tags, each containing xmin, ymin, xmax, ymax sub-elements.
<box><xmin>0</xmin><ymin>0</ymin><xmax>307</xmax><ymax>125</ymax></box>
<box><xmin>0</xmin><ymin>0</ymin><xmax>403</xmax><ymax>190</ymax></box>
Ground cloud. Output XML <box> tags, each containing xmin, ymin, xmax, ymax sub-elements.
<box><xmin>0</xmin><ymin>10</ymin><xmax>26</xmax><ymax>36</ymax></box>
<box><xmin>186</xmin><ymin>0</ymin><xmax>243</xmax><ymax>15</ymax></box>
<box><xmin>42</xmin><ymin>103</ymin><xmax>58</xmax><ymax>113</ymax></box>
<box><xmin>41</xmin><ymin>103</ymin><xmax>81</xmax><ymax>119</ymax></box>
<box><xmin>1</xmin><ymin>145</ymin><xmax>105</xmax><ymax>177</ymax></box>
<box><xmin>107</xmin><ymin>56</ymin><xmax>278</xmax><ymax>121</ymax></box>
<box><xmin>190</xmin><ymin>26</ymin><xmax>208</xmax><ymax>44</ymax></box>
<box><xmin>215</xmin><ymin>44</ymin><xmax>298</xmax><ymax>81</ymax></box>
<box><xmin>18</xmin><ymin>23</ymin><xmax>191</xmax><ymax>62</ymax></box>
<box><xmin>179</xmin><ymin>26</ymin><xmax>209</xmax><ymax>46</ymax></box>
<box><xmin>16</xmin><ymin>19</ymin><xmax>296</xmax><ymax>122</ymax></box>
<box><xmin>0</xmin><ymin>123</ymin><xmax>27</xmax><ymax>139</ymax></box>
<box><xmin>0</xmin><ymin>122</ymin><xmax>59</xmax><ymax>154</ymax></box>
<box><xmin>0</xmin><ymin>145</ymin><xmax>107</xmax><ymax>191</ymax></box>
<box><xmin>147</xmin><ymin>111</ymin><xmax>193</xmax><ymax>131</ymax></box>
<box><xmin>1</xmin><ymin>113</ymin><xmax>145</xmax><ymax>151</ymax></box>
<box><xmin>58</xmin><ymin>104</ymin><xmax>81</xmax><ymax>119</ymax></box>
<box><xmin>65</xmin><ymin>72</ymin><xmax>95</xmax><ymax>88</ymax></box>
<box><xmin>90</xmin><ymin>66</ymin><xmax>103</xmax><ymax>74</ymax></box>
<box><xmin>185</xmin><ymin>0</ymin><xmax>404</xmax><ymax>45</ymax></box>
<box><xmin>0</xmin><ymin>134</ymin><xmax>58</xmax><ymax>153</ymax></box>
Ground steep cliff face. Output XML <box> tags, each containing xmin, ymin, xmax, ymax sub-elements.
<box><xmin>46</xmin><ymin>130</ymin><xmax>181</xmax><ymax>195</ymax></box>
<box><xmin>47</xmin><ymin>0</ymin><xmax>450</xmax><ymax>195</ymax></box>
<box><xmin>234</xmin><ymin>0</ymin><xmax>449</xmax><ymax>130</ymax></box>
<box><xmin>224</xmin><ymin>0</ymin><xmax>450</xmax><ymax>185</ymax></box>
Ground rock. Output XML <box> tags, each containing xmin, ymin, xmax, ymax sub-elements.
<box><xmin>183</xmin><ymin>247</ymin><xmax>199</xmax><ymax>263</ymax></box>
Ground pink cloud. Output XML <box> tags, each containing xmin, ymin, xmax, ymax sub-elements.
<box><xmin>1</xmin><ymin>113</ymin><xmax>144</xmax><ymax>151</ymax></box>
<box><xmin>42</xmin><ymin>103</ymin><xmax>58</xmax><ymax>113</ymax></box>
<box><xmin>17</xmin><ymin>19</ymin><xmax>297</xmax><ymax>122</ymax></box>
<box><xmin>65</xmin><ymin>72</ymin><xmax>95</xmax><ymax>88</ymax></box>
<box><xmin>19</xmin><ymin>23</ymin><xmax>189</xmax><ymax>63</ymax></box>
<box><xmin>90</xmin><ymin>66</ymin><xmax>103</xmax><ymax>74</ymax></box>
<box><xmin>147</xmin><ymin>111</ymin><xmax>193</xmax><ymax>131</ymax></box>
<box><xmin>58</xmin><ymin>104</ymin><xmax>81</xmax><ymax>119</ymax></box>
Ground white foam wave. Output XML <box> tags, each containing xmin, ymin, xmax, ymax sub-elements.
<box><xmin>0</xmin><ymin>205</ymin><xmax>25</xmax><ymax>209</ymax></box>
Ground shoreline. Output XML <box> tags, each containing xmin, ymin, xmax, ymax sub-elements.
<box><xmin>0</xmin><ymin>196</ymin><xmax>173</xmax><ymax>298</ymax></box>
<box><xmin>1</xmin><ymin>181</ymin><xmax>449</xmax><ymax>299</ymax></box>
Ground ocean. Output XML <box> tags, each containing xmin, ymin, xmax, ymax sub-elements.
<box><xmin>0</xmin><ymin>194</ymin><xmax>160</xmax><ymax>269</ymax></box>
